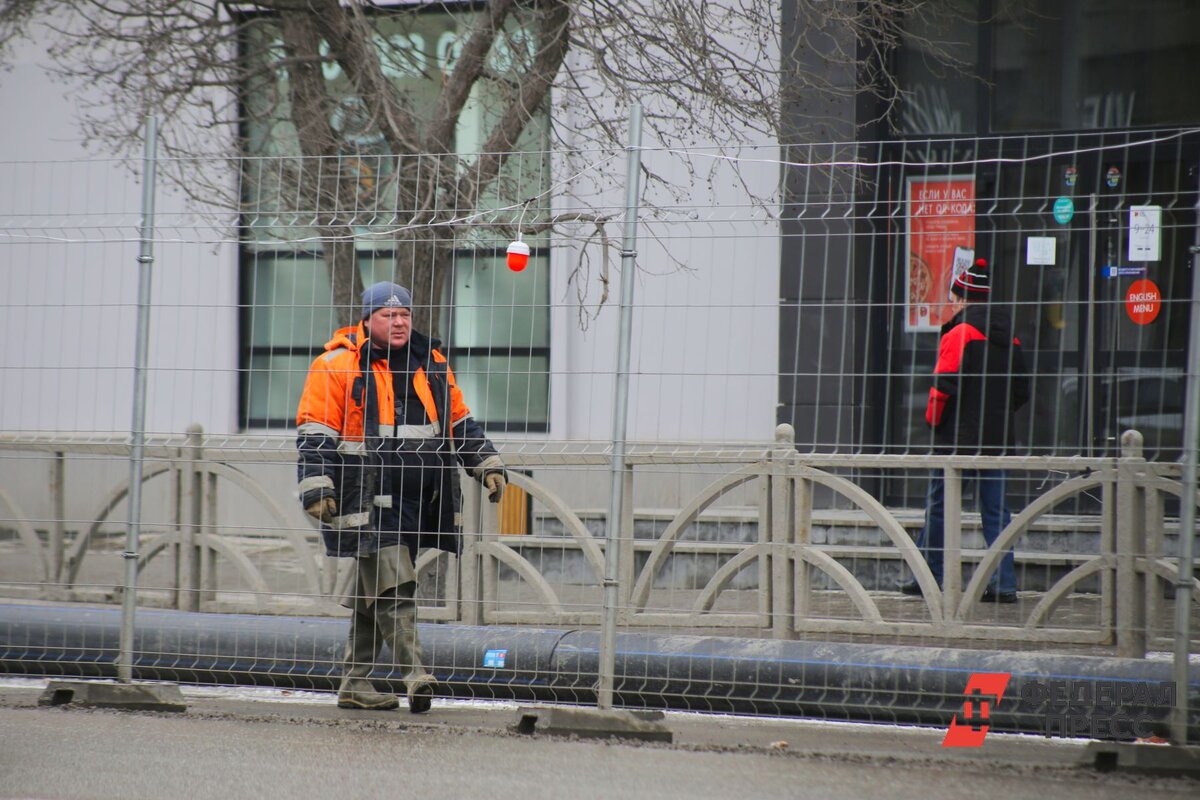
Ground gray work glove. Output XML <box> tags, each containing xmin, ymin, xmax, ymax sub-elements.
<box><xmin>305</xmin><ymin>496</ymin><xmax>337</xmax><ymax>524</ymax></box>
<box><xmin>484</xmin><ymin>471</ymin><xmax>506</xmax><ymax>504</ymax></box>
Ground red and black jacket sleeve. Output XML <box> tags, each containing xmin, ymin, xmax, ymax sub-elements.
<box><xmin>925</xmin><ymin>322</ymin><xmax>986</xmax><ymax>428</ymax></box>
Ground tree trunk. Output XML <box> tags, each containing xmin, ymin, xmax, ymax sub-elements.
<box><xmin>394</xmin><ymin>225</ymin><xmax>454</xmax><ymax>338</ymax></box>
<box><xmin>279</xmin><ymin>10</ymin><xmax>366</xmax><ymax>330</ymax></box>
<box><xmin>326</xmin><ymin>236</ymin><xmax>362</xmax><ymax>329</ymax></box>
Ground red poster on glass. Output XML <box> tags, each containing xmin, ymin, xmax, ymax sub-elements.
<box><xmin>906</xmin><ymin>176</ymin><xmax>976</xmax><ymax>332</ymax></box>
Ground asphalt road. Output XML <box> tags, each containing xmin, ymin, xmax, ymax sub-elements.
<box><xmin>0</xmin><ymin>679</ymin><xmax>1196</xmax><ymax>800</ymax></box>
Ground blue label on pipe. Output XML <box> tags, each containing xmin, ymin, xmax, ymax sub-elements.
<box><xmin>483</xmin><ymin>649</ymin><xmax>507</xmax><ymax>668</ymax></box>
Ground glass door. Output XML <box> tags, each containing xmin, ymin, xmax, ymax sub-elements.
<box><xmin>985</xmin><ymin>131</ymin><xmax>1198</xmax><ymax>463</ymax></box>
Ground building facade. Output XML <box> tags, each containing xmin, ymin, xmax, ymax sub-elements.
<box><xmin>2</xmin><ymin>1</ymin><xmax>1198</xmax><ymax>514</ymax></box>
<box><xmin>779</xmin><ymin>0</ymin><xmax>1200</xmax><ymax>505</ymax></box>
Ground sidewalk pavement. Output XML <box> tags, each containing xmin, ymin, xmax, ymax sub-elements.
<box><xmin>4</xmin><ymin>676</ymin><xmax>1200</xmax><ymax>800</ymax></box>
<box><xmin>0</xmin><ymin>675</ymin><xmax>1156</xmax><ymax>764</ymax></box>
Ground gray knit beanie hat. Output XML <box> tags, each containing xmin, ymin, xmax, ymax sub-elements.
<box><xmin>361</xmin><ymin>282</ymin><xmax>412</xmax><ymax>319</ymax></box>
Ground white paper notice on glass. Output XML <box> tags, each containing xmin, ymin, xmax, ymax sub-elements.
<box><xmin>1128</xmin><ymin>205</ymin><xmax>1162</xmax><ymax>262</ymax></box>
<box><xmin>1026</xmin><ymin>236</ymin><xmax>1056</xmax><ymax>266</ymax></box>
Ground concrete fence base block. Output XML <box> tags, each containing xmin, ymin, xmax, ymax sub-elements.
<box><xmin>1084</xmin><ymin>742</ymin><xmax>1200</xmax><ymax>776</ymax></box>
<box><xmin>512</xmin><ymin>705</ymin><xmax>673</xmax><ymax>743</ymax></box>
<box><xmin>37</xmin><ymin>681</ymin><xmax>187</xmax><ymax>713</ymax></box>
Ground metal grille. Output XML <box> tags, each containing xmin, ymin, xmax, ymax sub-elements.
<box><xmin>1</xmin><ymin>127</ymin><xmax>1197</xmax><ymax>741</ymax></box>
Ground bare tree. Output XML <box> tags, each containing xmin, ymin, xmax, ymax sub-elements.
<box><xmin>0</xmin><ymin>0</ymin><xmax>968</xmax><ymax>330</ymax></box>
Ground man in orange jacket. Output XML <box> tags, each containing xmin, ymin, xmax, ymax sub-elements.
<box><xmin>297</xmin><ymin>282</ymin><xmax>506</xmax><ymax>712</ymax></box>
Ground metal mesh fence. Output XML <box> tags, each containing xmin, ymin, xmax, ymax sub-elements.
<box><xmin>1</xmin><ymin>128</ymin><xmax>1197</xmax><ymax>740</ymax></box>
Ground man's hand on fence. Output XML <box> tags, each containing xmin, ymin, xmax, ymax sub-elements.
<box><xmin>484</xmin><ymin>471</ymin><xmax>506</xmax><ymax>504</ymax></box>
<box><xmin>474</xmin><ymin>454</ymin><xmax>507</xmax><ymax>503</ymax></box>
<box><xmin>305</xmin><ymin>496</ymin><xmax>337</xmax><ymax>524</ymax></box>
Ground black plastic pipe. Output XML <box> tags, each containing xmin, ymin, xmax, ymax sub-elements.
<box><xmin>1</xmin><ymin>603</ymin><xmax>1195</xmax><ymax>741</ymax></box>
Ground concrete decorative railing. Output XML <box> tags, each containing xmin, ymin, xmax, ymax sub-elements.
<box><xmin>0</xmin><ymin>425</ymin><xmax>1196</xmax><ymax>658</ymax></box>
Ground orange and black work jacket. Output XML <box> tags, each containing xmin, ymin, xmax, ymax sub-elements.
<box><xmin>296</xmin><ymin>324</ymin><xmax>500</xmax><ymax>558</ymax></box>
<box><xmin>925</xmin><ymin>304</ymin><xmax>1031</xmax><ymax>454</ymax></box>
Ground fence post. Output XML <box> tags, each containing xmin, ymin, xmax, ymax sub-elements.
<box><xmin>943</xmin><ymin>467</ymin><xmax>962</xmax><ymax>614</ymax></box>
<box><xmin>169</xmin><ymin>438</ymin><xmax>182</xmax><ymax>608</ymax></box>
<box><xmin>1142</xmin><ymin>466</ymin><xmax>1167</xmax><ymax>647</ymax></box>
<box><xmin>618</xmin><ymin>465</ymin><xmax>635</xmax><ymax>624</ymax></box>
<box><xmin>1115</xmin><ymin>430</ymin><xmax>1147</xmax><ymax>658</ymax></box>
<box><xmin>597</xmin><ymin>103</ymin><xmax>643</xmax><ymax>711</ymax></box>
<box><xmin>117</xmin><ymin>114</ymin><xmax>158</xmax><ymax>683</ymax></box>
<box><xmin>771</xmin><ymin>424</ymin><xmax>798</xmax><ymax>639</ymax></box>
<box><xmin>49</xmin><ymin>451</ymin><xmax>65</xmax><ymax>584</ymax></box>
<box><xmin>457</xmin><ymin>481</ymin><xmax>484</xmax><ymax>626</ymax></box>
<box><xmin>203</xmin><ymin>447</ymin><xmax>218</xmax><ymax>604</ymax></box>
<box><xmin>1170</xmin><ymin>173</ymin><xmax>1200</xmax><ymax>743</ymax></box>
<box><xmin>182</xmin><ymin>424</ymin><xmax>203</xmax><ymax>613</ymax></box>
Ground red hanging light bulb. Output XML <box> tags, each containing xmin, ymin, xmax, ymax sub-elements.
<box><xmin>506</xmin><ymin>238</ymin><xmax>530</xmax><ymax>272</ymax></box>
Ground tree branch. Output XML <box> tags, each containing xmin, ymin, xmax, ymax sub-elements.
<box><xmin>425</xmin><ymin>0</ymin><xmax>515</xmax><ymax>154</ymax></box>
<box><xmin>454</xmin><ymin>0</ymin><xmax>569</xmax><ymax>214</ymax></box>
<box><xmin>308</xmin><ymin>0</ymin><xmax>423</xmax><ymax>156</ymax></box>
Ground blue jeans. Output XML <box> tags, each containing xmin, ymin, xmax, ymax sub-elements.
<box><xmin>913</xmin><ymin>468</ymin><xmax>1017</xmax><ymax>594</ymax></box>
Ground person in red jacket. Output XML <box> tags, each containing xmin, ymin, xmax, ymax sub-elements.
<box><xmin>297</xmin><ymin>282</ymin><xmax>506</xmax><ymax>711</ymax></box>
<box><xmin>901</xmin><ymin>259</ymin><xmax>1030</xmax><ymax>603</ymax></box>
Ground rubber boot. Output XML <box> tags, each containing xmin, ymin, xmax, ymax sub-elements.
<box><xmin>336</xmin><ymin>603</ymin><xmax>400</xmax><ymax>710</ymax></box>
<box><xmin>376</xmin><ymin>583</ymin><xmax>437</xmax><ymax>713</ymax></box>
